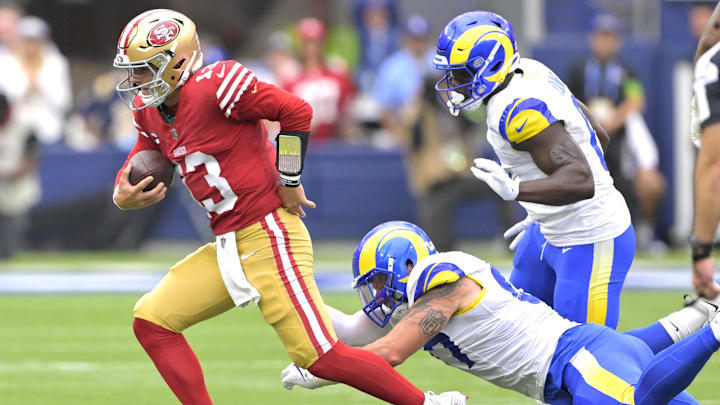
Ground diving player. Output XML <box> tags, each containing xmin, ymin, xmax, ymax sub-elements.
<box><xmin>432</xmin><ymin>11</ymin><xmax>635</xmax><ymax>332</ymax></box>
<box><xmin>282</xmin><ymin>221</ymin><xmax>720</xmax><ymax>404</ymax></box>
<box><xmin>111</xmin><ymin>9</ymin><xmax>464</xmax><ymax>405</ymax></box>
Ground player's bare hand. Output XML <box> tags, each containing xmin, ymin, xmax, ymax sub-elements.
<box><xmin>278</xmin><ymin>184</ymin><xmax>316</xmax><ymax>218</ymax></box>
<box><xmin>113</xmin><ymin>164</ymin><xmax>167</xmax><ymax>210</ymax></box>
<box><xmin>692</xmin><ymin>257</ymin><xmax>720</xmax><ymax>299</ymax></box>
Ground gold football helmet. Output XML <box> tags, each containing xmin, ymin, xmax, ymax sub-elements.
<box><xmin>113</xmin><ymin>9</ymin><xmax>203</xmax><ymax>110</ymax></box>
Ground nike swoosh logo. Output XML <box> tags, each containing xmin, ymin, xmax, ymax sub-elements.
<box><xmin>515</xmin><ymin>118</ymin><xmax>528</xmax><ymax>133</ymax></box>
<box><xmin>668</xmin><ymin>321</ymin><xmax>680</xmax><ymax>332</ymax></box>
<box><xmin>251</xmin><ymin>82</ymin><xmax>257</xmax><ymax>94</ymax></box>
<box><xmin>216</xmin><ymin>64</ymin><xmax>226</xmax><ymax>78</ymax></box>
<box><xmin>561</xmin><ymin>247</ymin><xmax>572</xmax><ymax>254</ymax></box>
<box><xmin>241</xmin><ymin>251</ymin><xmax>256</xmax><ymax>261</ymax></box>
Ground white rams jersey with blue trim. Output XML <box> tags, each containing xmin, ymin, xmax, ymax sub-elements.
<box><xmin>485</xmin><ymin>58</ymin><xmax>630</xmax><ymax>246</ymax></box>
<box><xmin>404</xmin><ymin>252</ymin><xmax>578</xmax><ymax>402</ymax></box>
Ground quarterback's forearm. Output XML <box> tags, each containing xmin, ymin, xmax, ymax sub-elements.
<box><xmin>693</xmin><ymin>124</ymin><xmax>720</xmax><ymax>241</ymax></box>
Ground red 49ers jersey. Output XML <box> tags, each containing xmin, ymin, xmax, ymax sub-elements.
<box><xmin>114</xmin><ymin>60</ymin><xmax>313</xmax><ymax>235</ymax></box>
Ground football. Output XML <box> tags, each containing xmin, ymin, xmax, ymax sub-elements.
<box><xmin>128</xmin><ymin>149</ymin><xmax>175</xmax><ymax>192</ymax></box>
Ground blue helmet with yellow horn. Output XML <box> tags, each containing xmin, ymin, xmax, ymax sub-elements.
<box><xmin>351</xmin><ymin>221</ymin><xmax>437</xmax><ymax>327</ymax></box>
<box><xmin>434</xmin><ymin>11</ymin><xmax>519</xmax><ymax>114</ymax></box>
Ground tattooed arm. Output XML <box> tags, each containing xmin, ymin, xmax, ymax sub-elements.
<box><xmin>362</xmin><ymin>278</ymin><xmax>480</xmax><ymax>366</ymax></box>
<box><xmin>513</xmin><ymin>121</ymin><xmax>594</xmax><ymax>205</ymax></box>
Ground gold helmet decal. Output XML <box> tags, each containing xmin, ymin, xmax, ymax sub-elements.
<box><xmin>147</xmin><ymin>21</ymin><xmax>180</xmax><ymax>47</ymax></box>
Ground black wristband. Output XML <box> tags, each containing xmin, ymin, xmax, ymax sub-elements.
<box><xmin>690</xmin><ymin>238</ymin><xmax>714</xmax><ymax>262</ymax></box>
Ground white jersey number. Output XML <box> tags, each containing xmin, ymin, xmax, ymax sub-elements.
<box><xmin>182</xmin><ymin>151</ymin><xmax>238</xmax><ymax>214</ymax></box>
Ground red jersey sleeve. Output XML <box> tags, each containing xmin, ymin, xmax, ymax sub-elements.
<box><xmin>113</xmin><ymin>117</ymin><xmax>160</xmax><ymax>188</ymax></box>
<box><xmin>211</xmin><ymin>60</ymin><xmax>313</xmax><ymax>132</ymax></box>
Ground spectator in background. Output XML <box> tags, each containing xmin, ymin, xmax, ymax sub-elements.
<box><xmin>285</xmin><ymin>17</ymin><xmax>356</xmax><ymax>144</ymax></box>
<box><xmin>374</xmin><ymin>16</ymin><xmax>515</xmax><ymax>250</ymax></box>
<box><xmin>567</xmin><ymin>14</ymin><xmax>667</xmax><ymax>252</ymax></box>
<box><xmin>260</xmin><ymin>30</ymin><xmax>301</xmax><ymax>87</ymax></box>
<box><xmin>0</xmin><ymin>91</ymin><xmax>39</xmax><ymax>259</ymax></box>
<box><xmin>0</xmin><ymin>0</ymin><xmax>21</xmax><ymax>56</ymax></box>
<box><xmin>690</xmin><ymin>3</ymin><xmax>714</xmax><ymax>46</ymax></box>
<box><xmin>0</xmin><ymin>16</ymin><xmax>72</xmax><ymax>145</ymax></box>
<box><xmin>199</xmin><ymin>32</ymin><xmax>230</xmax><ymax>66</ymax></box>
<box><xmin>353</xmin><ymin>0</ymin><xmax>398</xmax><ymax>93</ymax></box>
<box><xmin>65</xmin><ymin>69</ymin><xmax>134</xmax><ymax>151</ymax></box>
<box><xmin>373</xmin><ymin>15</ymin><xmax>434</xmax><ymax>137</ymax></box>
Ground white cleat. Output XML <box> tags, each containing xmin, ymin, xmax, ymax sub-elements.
<box><xmin>684</xmin><ymin>289</ymin><xmax>720</xmax><ymax>327</ymax></box>
<box><xmin>424</xmin><ymin>390</ymin><xmax>468</xmax><ymax>405</ymax></box>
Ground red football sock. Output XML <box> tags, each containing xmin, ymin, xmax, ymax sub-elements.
<box><xmin>308</xmin><ymin>341</ymin><xmax>425</xmax><ymax>405</ymax></box>
<box><xmin>133</xmin><ymin>318</ymin><xmax>213</xmax><ymax>405</ymax></box>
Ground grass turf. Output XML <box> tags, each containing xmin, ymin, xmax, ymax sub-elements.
<box><xmin>0</xmin><ymin>239</ymin><xmax>706</xmax><ymax>272</ymax></box>
<box><xmin>1</xmin><ymin>291</ymin><xmax>719</xmax><ymax>404</ymax></box>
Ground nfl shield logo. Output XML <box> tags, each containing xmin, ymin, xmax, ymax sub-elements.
<box><xmin>170</xmin><ymin>128</ymin><xmax>178</xmax><ymax>139</ymax></box>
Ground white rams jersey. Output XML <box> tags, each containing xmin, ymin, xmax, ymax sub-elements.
<box><xmin>485</xmin><ymin>58</ymin><xmax>630</xmax><ymax>246</ymax></box>
<box><xmin>404</xmin><ymin>252</ymin><xmax>578</xmax><ymax>402</ymax></box>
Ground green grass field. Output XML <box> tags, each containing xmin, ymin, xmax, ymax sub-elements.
<box><xmin>1</xmin><ymin>291</ymin><xmax>719</xmax><ymax>405</ymax></box>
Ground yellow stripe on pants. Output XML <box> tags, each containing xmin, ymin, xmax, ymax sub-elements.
<box><xmin>587</xmin><ymin>239</ymin><xmax>614</xmax><ymax>325</ymax></box>
<box><xmin>570</xmin><ymin>347</ymin><xmax>635</xmax><ymax>404</ymax></box>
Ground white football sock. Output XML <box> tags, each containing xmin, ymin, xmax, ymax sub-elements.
<box><xmin>658</xmin><ymin>303</ymin><xmax>713</xmax><ymax>342</ymax></box>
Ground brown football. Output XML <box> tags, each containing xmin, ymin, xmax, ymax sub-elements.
<box><xmin>128</xmin><ymin>150</ymin><xmax>175</xmax><ymax>192</ymax></box>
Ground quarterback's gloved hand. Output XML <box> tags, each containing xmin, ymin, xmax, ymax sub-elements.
<box><xmin>471</xmin><ymin>158</ymin><xmax>520</xmax><ymax>201</ymax></box>
<box><xmin>504</xmin><ymin>216</ymin><xmax>534</xmax><ymax>250</ymax></box>
<box><xmin>280</xmin><ymin>363</ymin><xmax>334</xmax><ymax>390</ymax></box>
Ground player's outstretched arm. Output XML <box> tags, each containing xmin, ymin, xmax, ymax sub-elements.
<box><xmin>325</xmin><ymin>305</ymin><xmax>390</xmax><ymax>346</ymax></box>
<box><xmin>113</xmin><ymin>164</ymin><xmax>167</xmax><ymax>210</ymax></box>
<box><xmin>692</xmin><ymin>121</ymin><xmax>720</xmax><ymax>299</ymax></box>
<box><xmin>363</xmin><ymin>279</ymin><xmax>471</xmax><ymax>366</ymax></box>
<box><xmin>513</xmin><ymin>121</ymin><xmax>595</xmax><ymax>206</ymax></box>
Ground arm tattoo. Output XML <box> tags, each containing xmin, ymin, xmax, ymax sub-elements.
<box><xmin>404</xmin><ymin>282</ymin><xmax>459</xmax><ymax>319</ymax></box>
<box><xmin>548</xmin><ymin>142</ymin><xmax>583</xmax><ymax>167</ymax></box>
<box><xmin>402</xmin><ymin>282</ymin><xmax>460</xmax><ymax>337</ymax></box>
<box><xmin>418</xmin><ymin>309</ymin><xmax>447</xmax><ymax>336</ymax></box>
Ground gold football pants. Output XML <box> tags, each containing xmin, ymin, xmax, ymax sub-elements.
<box><xmin>133</xmin><ymin>208</ymin><xmax>337</xmax><ymax>367</ymax></box>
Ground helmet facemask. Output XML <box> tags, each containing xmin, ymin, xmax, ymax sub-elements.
<box><xmin>114</xmin><ymin>52</ymin><xmax>172</xmax><ymax>110</ymax></box>
<box><xmin>434</xmin><ymin>41</ymin><xmax>505</xmax><ymax>116</ymax></box>
<box><xmin>352</xmin><ymin>258</ymin><xmax>409</xmax><ymax>328</ymax></box>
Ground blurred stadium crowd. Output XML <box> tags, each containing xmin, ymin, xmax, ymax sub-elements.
<box><xmin>0</xmin><ymin>0</ymin><xmax>712</xmax><ymax>258</ymax></box>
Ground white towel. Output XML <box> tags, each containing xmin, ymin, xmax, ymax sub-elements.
<box><xmin>216</xmin><ymin>231</ymin><xmax>261</xmax><ymax>307</ymax></box>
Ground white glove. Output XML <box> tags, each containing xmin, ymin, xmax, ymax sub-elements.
<box><xmin>471</xmin><ymin>158</ymin><xmax>520</xmax><ymax>201</ymax></box>
<box><xmin>504</xmin><ymin>216</ymin><xmax>534</xmax><ymax>250</ymax></box>
<box><xmin>280</xmin><ymin>363</ymin><xmax>334</xmax><ymax>390</ymax></box>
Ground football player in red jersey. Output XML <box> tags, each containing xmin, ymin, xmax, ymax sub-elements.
<box><xmin>110</xmin><ymin>9</ymin><xmax>464</xmax><ymax>405</ymax></box>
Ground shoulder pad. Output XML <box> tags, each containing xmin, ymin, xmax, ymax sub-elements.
<box><xmin>409</xmin><ymin>261</ymin><xmax>466</xmax><ymax>306</ymax></box>
<box><xmin>498</xmin><ymin>97</ymin><xmax>558</xmax><ymax>145</ymax></box>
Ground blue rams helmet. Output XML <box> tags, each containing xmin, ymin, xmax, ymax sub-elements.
<box><xmin>351</xmin><ymin>221</ymin><xmax>437</xmax><ymax>327</ymax></box>
<box><xmin>434</xmin><ymin>11</ymin><xmax>519</xmax><ymax>114</ymax></box>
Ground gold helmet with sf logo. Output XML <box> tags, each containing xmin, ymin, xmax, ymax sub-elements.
<box><xmin>113</xmin><ymin>9</ymin><xmax>203</xmax><ymax>110</ymax></box>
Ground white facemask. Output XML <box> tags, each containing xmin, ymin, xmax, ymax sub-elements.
<box><xmin>446</xmin><ymin>90</ymin><xmax>483</xmax><ymax>116</ymax></box>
